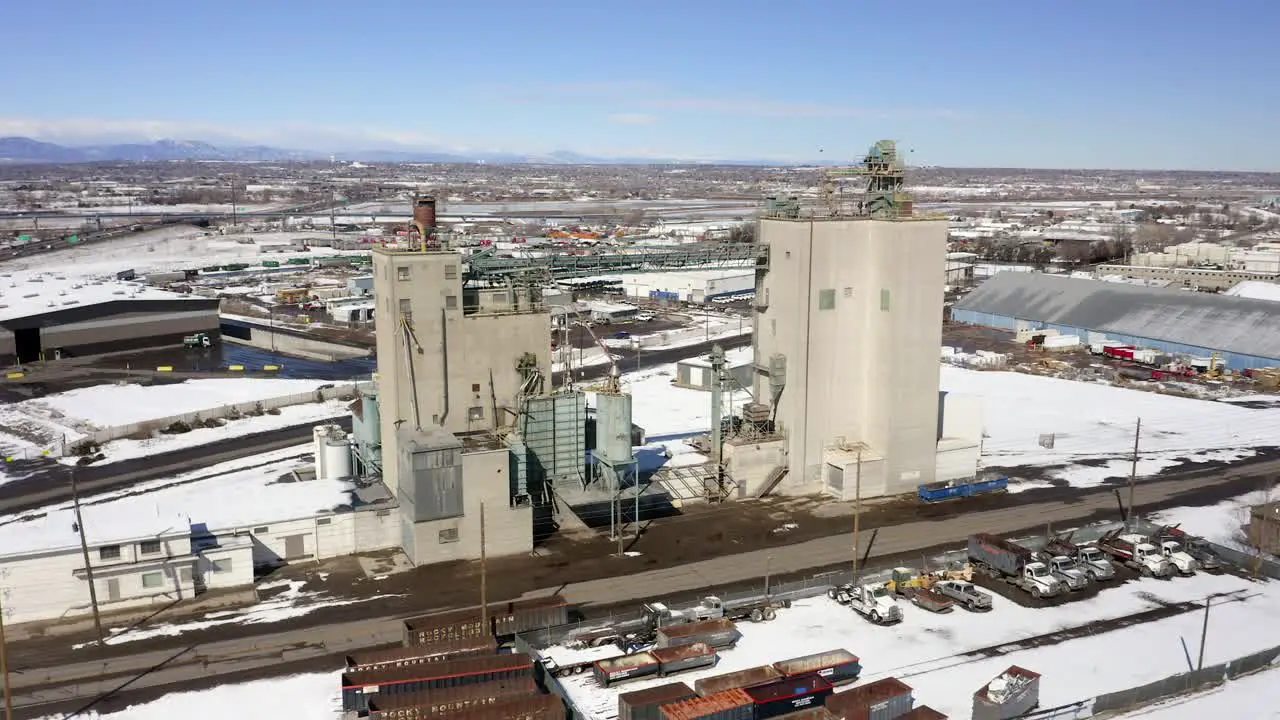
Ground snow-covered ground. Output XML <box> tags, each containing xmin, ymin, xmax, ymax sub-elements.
<box><xmin>940</xmin><ymin>366</ymin><xmax>1280</xmax><ymax>486</ymax></box>
<box><xmin>0</xmin><ymin>378</ymin><xmax>342</xmax><ymax>465</ymax></box>
<box><xmin>553</xmin><ymin>570</ymin><xmax>1280</xmax><ymax>719</ymax></box>
<box><xmin>75</xmin><ymin>578</ymin><xmax>399</xmax><ymax>649</ymax></box>
<box><xmin>554</xmin><ymin>313</ymin><xmax>752</xmax><ymax>373</ymax></box>
<box><xmin>1149</xmin><ymin>490</ymin><xmax>1276</xmax><ymax>551</ymax></box>
<box><xmin>1114</xmin><ymin>664</ymin><xmax>1280</xmax><ymax>718</ymax></box>
<box><xmin>0</xmin><ymin>445</ymin><xmax>347</xmax><ymax>555</ymax></box>
<box><xmin>597</xmin><ymin>362</ymin><xmax>750</xmax><ymax>437</ymax></box>
<box><xmin>35</xmin><ymin>670</ymin><xmax>344</xmax><ymax>719</ymax></box>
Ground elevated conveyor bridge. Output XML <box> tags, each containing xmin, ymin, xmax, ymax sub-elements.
<box><xmin>465</xmin><ymin>242</ymin><xmax>764</xmax><ymax>281</ymax></box>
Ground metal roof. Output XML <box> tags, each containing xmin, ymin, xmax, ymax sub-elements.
<box><xmin>954</xmin><ymin>272</ymin><xmax>1280</xmax><ymax>360</ymax></box>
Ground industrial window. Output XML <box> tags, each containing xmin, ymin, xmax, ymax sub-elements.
<box><xmin>213</xmin><ymin>559</ymin><xmax>232</xmax><ymax>574</ymax></box>
<box><xmin>397</xmin><ymin>266</ymin><xmax>410</xmax><ymax>281</ymax></box>
<box><xmin>253</xmin><ymin>526</ymin><xmax>270</xmax><ymax>534</ymax></box>
<box><xmin>491</xmin><ymin>292</ymin><xmax>508</xmax><ymax>303</ymax></box>
<box><xmin>141</xmin><ymin>572</ymin><xmax>164</xmax><ymax>589</ymax></box>
<box><xmin>880</xmin><ymin>289</ymin><xmax>891</xmax><ymax>312</ymax></box>
<box><xmin>471</xmin><ymin>383</ymin><xmax>481</xmax><ymax>392</ymax></box>
<box><xmin>99</xmin><ymin>545</ymin><xmax>121</xmax><ymax>561</ymax></box>
<box><xmin>179</xmin><ymin>567</ymin><xmax>193</xmax><ymax>584</ymax></box>
<box><xmin>439</xmin><ymin>527</ymin><xmax>459</xmax><ymax>544</ymax></box>
<box><xmin>468</xmin><ymin>406</ymin><xmax>484</xmax><ymax>420</ymax></box>
<box><xmin>818</xmin><ymin>289</ymin><xmax>836</xmax><ymax>310</ymax></box>
<box><xmin>444</xmin><ymin>264</ymin><xmax>458</xmax><ymax>280</ymax></box>
<box><xmin>316</xmin><ymin>517</ymin><xmax>331</xmax><ymax>526</ymax></box>
<box><xmin>399</xmin><ymin>298</ymin><xmax>412</xmax><ymax>314</ymax></box>
<box><xmin>445</xmin><ymin>295</ymin><xmax>458</xmax><ymax>310</ymax></box>
<box><xmin>139</xmin><ymin>540</ymin><xmax>162</xmax><ymax>556</ymax></box>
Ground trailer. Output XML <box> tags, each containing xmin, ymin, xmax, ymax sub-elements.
<box><xmin>403</xmin><ymin>596</ymin><xmax>569</xmax><ymax>646</ymax></box>
<box><xmin>442</xmin><ymin>694</ymin><xmax>566</xmax><ymax>720</ymax></box>
<box><xmin>694</xmin><ymin>665</ymin><xmax>782</xmax><ymax>697</ymax></box>
<box><xmin>824</xmin><ymin>677</ymin><xmax>914</xmax><ymax>720</ymax></box>
<box><xmin>345</xmin><ymin>638</ymin><xmax>498</xmax><ymax>672</ymax></box>
<box><xmin>341</xmin><ymin>653</ymin><xmax>534</xmax><ymax>713</ymax></box>
<box><xmin>652</xmin><ymin>643</ymin><xmax>718</xmax><ymax>677</ymax></box>
<box><xmin>972</xmin><ymin>665</ymin><xmax>1040</xmax><ymax>720</ymax></box>
<box><xmin>917</xmin><ymin>476</ymin><xmax>1008</xmax><ymax>503</ymax></box>
<box><xmin>772</xmin><ymin>649</ymin><xmax>861</xmax><ymax>686</ymax></box>
<box><xmin>595</xmin><ymin>651</ymin><xmax>661</xmax><ymax>688</ymax></box>
<box><xmin>743</xmin><ymin>674</ymin><xmax>834</xmax><ymax>719</ymax></box>
<box><xmin>655</xmin><ymin>618</ymin><xmax>741</xmax><ymax>650</ymax></box>
<box><xmin>619</xmin><ymin>682</ymin><xmax>698</xmax><ymax>720</ymax></box>
<box><xmin>967</xmin><ymin>534</ymin><xmax>1065</xmax><ymax>598</ymax></box>
<box><xmin>364</xmin><ymin>677</ymin><xmax>539</xmax><ymax>720</ymax></box>
<box><xmin>1096</xmin><ymin>531</ymin><xmax>1175</xmax><ymax>577</ymax></box>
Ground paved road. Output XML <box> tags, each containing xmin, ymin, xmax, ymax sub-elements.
<box><xmin>0</xmin><ymin>417</ymin><xmax>349</xmax><ymax>513</ymax></box>
<box><xmin>11</xmin><ymin>457</ymin><xmax>1276</xmax><ymax>714</ymax></box>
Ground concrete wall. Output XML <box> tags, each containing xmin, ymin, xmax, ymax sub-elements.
<box><xmin>79</xmin><ymin>383</ymin><xmax>357</xmax><ymax>448</ymax></box>
<box><xmin>220</xmin><ymin>320</ymin><xmax>371</xmax><ymax>361</ymax></box>
<box><xmin>213</xmin><ymin>506</ymin><xmax>400</xmax><ymax>569</ymax></box>
<box><xmin>43</xmin><ymin>310</ymin><xmax>217</xmax><ymax>351</ymax></box>
<box><xmin>401</xmin><ymin>448</ymin><xmax>533</xmax><ymax>565</ymax></box>
<box><xmin>722</xmin><ymin>438</ymin><xmax>786</xmax><ymax>497</ymax></box>
<box><xmin>754</xmin><ymin>218</ymin><xmax>947</xmax><ymax>497</ymax></box>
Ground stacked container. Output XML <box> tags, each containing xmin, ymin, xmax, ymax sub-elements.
<box><xmin>403</xmin><ymin>596</ymin><xmax>569</xmax><ymax>645</ymax></box>
<box><xmin>655</xmin><ymin>619</ymin><xmax>742</xmax><ymax>650</ymax></box>
<box><xmin>435</xmin><ymin>694</ymin><xmax>565</xmax><ymax>720</ymax></box>
<box><xmin>694</xmin><ymin>665</ymin><xmax>782</xmax><ymax>697</ymax></box>
<box><xmin>659</xmin><ymin>688</ymin><xmax>754</xmax><ymax>720</ymax></box>
<box><xmin>364</xmin><ymin>677</ymin><xmax>538</xmax><ymax>719</ymax></box>
<box><xmin>743</xmin><ymin>675</ymin><xmax>834</xmax><ymax>719</ymax></box>
<box><xmin>824</xmin><ymin>677</ymin><xmax>914</xmax><ymax>720</ymax></box>
<box><xmin>773</xmin><ymin>649</ymin><xmax>861</xmax><ymax>686</ymax></box>
<box><xmin>618</xmin><ymin>682</ymin><xmax>698</xmax><ymax>720</ymax></box>
<box><xmin>346</xmin><ymin>638</ymin><xmax>498</xmax><ymax>673</ymax></box>
<box><xmin>341</xmin><ymin>653</ymin><xmax>534</xmax><ymax>713</ymax></box>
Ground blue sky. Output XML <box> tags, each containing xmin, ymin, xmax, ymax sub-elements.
<box><xmin>2</xmin><ymin>0</ymin><xmax>1276</xmax><ymax>170</ymax></box>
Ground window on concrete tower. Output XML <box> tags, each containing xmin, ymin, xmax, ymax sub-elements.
<box><xmin>468</xmin><ymin>406</ymin><xmax>484</xmax><ymax>420</ymax></box>
<box><xmin>445</xmin><ymin>295</ymin><xmax>458</xmax><ymax>310</ymax></box>
<box><xmin>818</xmin><ymin>289</ymin><xmax>835</xmax><ymax>310</ymax></box>
<box><xmin>439</xmin><ymin>528</ymin><xmax>459</xmax><ymax>543</ymax></box>
<box><xmin>880</xmin><ymin>289</ymin><xmax>891</xmax><ymax>312</ymax></box>
<box><xmin>397</xmin><ymin>266</ymin><xmax>410</xmax><ymax>281</ymax></box>
<box><xmin>399</xmin><ymin>299</ymin><xmax>412</xmax><ymax>314</ymax></box>
<box><xmin>141</xmin><ymin>572</ymin><xmax>163</xmax><ymax>589</ymax></box>
<box><xmin>444</xmin><ymin>264</ymin><xmax>458</xmax><ymax>279</ymax></box>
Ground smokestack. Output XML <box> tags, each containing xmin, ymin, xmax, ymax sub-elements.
<box><xmin>412</xmin><ymin>196</ymin><xmax>438</xmax><ymax>248</ymax></box>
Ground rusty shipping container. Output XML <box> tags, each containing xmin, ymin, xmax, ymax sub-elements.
<box><xmin>618</xmin><ymin>681</ymin><xmax>697</xmax><ymax>720</ymax></box>
<box><xmin>652</xmin><ymin>642</ymin><xmax>718</xmax><ymax>676</ymax></box>
<box><xmin>744</xmin><ymin>674</ymin><xmax>834</xmax><ymax>719</ymax></box>
<box><xmin>404</xmin><ymin>596</ymin><xmax>569</xmax><ymax>646</ymax></box>
<box><xmin>341</xmin><ymin>653</ymin><xmax>533</xmax><ymax>713</ymax></box>
<box><xmin>899</xmin><ymin>707</ymin><xmax>947</xmax><ymax>720</ymax></box>
<box><xmin>783</xmin><ymin>708</ymin><xmax>837</xmax><ymax>720</ymax></box>
<box><xmin>825</xmin><ymin>677</ymin><xmax>914</xmax><ymax>720</ymax></box>
<box><xmin>594</xmin><ymin>651</ymin><xmax>660</xmax><ymax>688</ymax></box>
<box><xmin>346</xmin><ymin>638</ymin><xmax>497</xmax><ymax>673</ymax></box>
<box><xmin>773</xmin><ymin>649</ymin><xmax>861</xmax><ymax>686</ymax></box>
<box><xmin>655</xmin><ymin>619</ymin><xmax>741</xmax><ymax>650</ymax></box>
<box><xmin>365</xmin><ymin>676</ymin><xmax>538</xmax><ymax>719</ymax></box>
<box><xmin>694</xmin><ymin>665</ymin><xmax>782</xmax><ymax>697</ymax></box>
<box><xmin>433</xmin><ymin>693</ymin><xmax>565</xmax><ymax>720</ymax></box>
<box><xmin>660</xmin><ymin>688</ymin><xmax>754</xmax><ymax>720</ymax></box>
<box><xmin>972</xmin><ymin>665</ymin><xmax>1040</xmax><ymax>720</ymax></box>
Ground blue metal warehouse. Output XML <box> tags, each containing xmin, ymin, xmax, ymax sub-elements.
<box><xmin>952</xmin><ymin>272</ymin><xmax>1280</xmax><ymax>371</ymax></box>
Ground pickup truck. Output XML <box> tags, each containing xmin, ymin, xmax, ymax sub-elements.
<box><xmin>968</xmin><ymin>533</ymin><xmax>1065</xmax><ymax>599</ymax></box>
<box><xmin>933</xmin><ymin>580</ymin><xmax>993</xmax><ymax>611</ymax></box>
<box><xmin>1097</xmin><ymin>532</ymin><xmax>1175</xmax><ymax>578</ymax></box>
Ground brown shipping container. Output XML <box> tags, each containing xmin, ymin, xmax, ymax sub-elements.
<box><xmin>342</xmin><ymin>653</ymin><xmax>534</xmax><ymax>712</ymax></box>
<box><xmin>404</xmin><ymin>596</ymin><xmax>569</xmax><ymax>645</ymax></box>
<box><xmin>437</xmin><ymin>693</ymin><xmax>565</xmax><ymax>720</ymax></box>
<box><xmin>899</xmin><ymin>707</ymin><xmax>948</xmax><ymax>720</ymax></box>
<box><xmin>826</xmin><ymin>677</ymin><xmax>914</xmax><ymax>720</ymax></box>
<box><xmin>783</xmin><ymin>708</ymin><xmax>837</xmax><ymax>720</ymax></box>
<box><xmin>773</xmin><ymin>649</ymin><xmax>861</xmax><ymax>686</ymax></box>
<box><xmin>652</xmin><ymin>643</ymin><xmax>718</xmax><ymax>675</ymax></box>
<box><xmin>366</xmin><ymin>677</ymin><xmax>538</xmax><ymax>718</ymax></box>
<box><xmin>660</xmin><ymin>688</ymin><xmax>754</xmax><ymax>720</ymax></box>
<box><xmin>695</xmin><ymin>665</ymin><xmax>782</xmax><ymax>697</ymax></box>
<box><xmin>619</xmin><ymin>682</ymin><xmax>697</xmax><ymax>720</ymax></box>
<box><xmin>655</xmin><ymin>619</ymin><xmax>741</xmax><ymax>649</ymax></box>
<box><xmin>346</xmin><ymin>638</ymin><xmax>496</xmax><ymax>672</ymax></box>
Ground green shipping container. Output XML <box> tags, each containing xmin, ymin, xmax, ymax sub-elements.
<box><xmin>287</xmin><ymin>258</ymin><xmax>310</xmax><ymax>265</ymax></box>
<box><xmin>262</xmin><ymin>260</ymin><xmax>280</xmax><ymax>268</ymax></box>
<box><xmin>18</xmin><ymin>235</ymin><xmax>31</xmax><ymax>243</ymax></box>
<box><xmin>66</xmin><ymin>235</ymin><xmax>80</xmax><ymax>245</ymax></box>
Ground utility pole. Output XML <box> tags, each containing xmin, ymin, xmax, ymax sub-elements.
<box><xmin>852</xmin><ymin>449</ymin><xmax>863</xmax><ymax>579</ymax></box>
<box><xmin>0</xmin><ymin>587</ymin><xmax>12</xmax><ymax>720</ymax></box>
<box><xmin>1197</xmin><ymin>595</ymin><xmax>1211</xmax><ymax>671</ymax></box>
<box><xmin>230</xmin><ymin>179</ymin><xmax>238</xmax><ymax>228</ymax></box>
<box><xmin>479</xmin><ymin>502</ymin><xmax>488</xmax><ymax>636</ymax></box>
<box><xmin>70</xmin><ymin>467</ymin><xmax>104</xmax><ymax>645</ymax></box>
<box><xmin>1126</xmin><ymin>418</ymin><xmax>1142</xmax><ymax>528</ymax></box>
<box><xmin>329</xmin><ymin>187</ymin><xmax>338</xmax><ymax>244</ymax></box>
<box><xmin>764</xmin><ymin>554</ymin><xmax>773</xmax><ymax>598</ymax></box>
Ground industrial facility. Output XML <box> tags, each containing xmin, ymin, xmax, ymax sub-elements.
<box><xmin>365</xmin><ymin>142</ymin><xmax>981</xmax><ymax>567</ymax></box>
<box><xmin>0</xmin><ymin>272</ymin><xmax>220</xmax><ymax>365</ymax></box>
<box><xmin>953</xmin><ymin>271</ymin><xmax>1280</xmax><ymax>371</ymax></box>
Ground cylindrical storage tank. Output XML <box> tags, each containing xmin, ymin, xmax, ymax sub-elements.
<box><xmin>313</xmin><ymin>425</ymin><xmax>331</xmax><ymax>480</ymax></box>
<box><xmin>594</xmin><ymin>391</ymin><xmax>634</xmax><ymax>465</ymax></box>
<box><xmin>322</xmin><ymin>432</ymin><xmax>352</xmax><ymax>480</ymax></box>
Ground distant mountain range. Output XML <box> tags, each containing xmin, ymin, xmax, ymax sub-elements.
<box><xmin>0</xmin><ymin>136</ymin><xmax>803</xmax><ymax>166</ymax></box>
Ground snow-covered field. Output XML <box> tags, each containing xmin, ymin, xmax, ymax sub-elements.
<box><xmin>1114</xmin><ymin>664</ymin><xmax>1280</xmax><ymax>718</ymax></box>
<box><xmin>941</xmin><ymin>366</ymin><xmax>1280</xmax><ymax>486</ymax></box>
<box><xmin>0</xmin><ymin>378</ymin><xmax>343</xmax><ymax>466</ymax></box>
<box><xmin>596</xmin><ymin>362</ymin><xmax>750</xmax><ymax>437</ymax></box>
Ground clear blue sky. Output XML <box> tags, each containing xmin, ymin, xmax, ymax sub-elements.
<box><xmin>2</xmin><ymin>0</ymin><xmax>1276</xmax><ymax>170</ymax></box>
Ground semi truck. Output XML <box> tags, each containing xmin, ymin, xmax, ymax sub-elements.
<box><xmin>1043</xmin><ymin>532</ymin><xmax>1117</xmax><ymax>581</ymax></box>
<box><xmin>1031</xmin><ymin>553</ymin><xmax>1091</xmax><ymax>591</ymax></box>
<box><xmin>1155</xmin><ymin>526</ymin><xmax>1223</xmax><ymax>572</ymax></box>
<box><xmin>1096</xmin><ymin>531</ymin><xmax>1175</xmax><ymax>578</ymax></box>
<box><xmin>828</xmin><ymin>583</ymin><xmax>903</xmax><ymax>624</ymax></box>
<box><xmin>968</xmin><ymin>534</ymin><xmax>1065</xmax><ymax>599</ymax></box>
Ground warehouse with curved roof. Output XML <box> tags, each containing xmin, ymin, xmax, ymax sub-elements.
<box><xmin>951</xmin><ymin>272</ymin><xmax>1280</xmax><ymax>371</ymax></box>
<box><xmin>0</xmin><ymin>272</ymin><xmax>220</xmax><ymax>365</ymax></box>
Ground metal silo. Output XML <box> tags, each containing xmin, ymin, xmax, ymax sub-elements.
<box><xmin>594</xmin><ymin>391</ymin><xmax>635</xmax><ymax>466</ymax></box>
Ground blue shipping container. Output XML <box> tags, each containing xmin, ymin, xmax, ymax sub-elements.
<box><xmin>918</xmin><ymin>477</ymin><xmax>1009</xmax><ymax>502</ymax></box>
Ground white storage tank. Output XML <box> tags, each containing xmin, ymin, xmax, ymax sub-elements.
<box><xmin>313</xmin><ymin>424</ymin><xmax>352</xmax><ymax>481</ymax></box>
